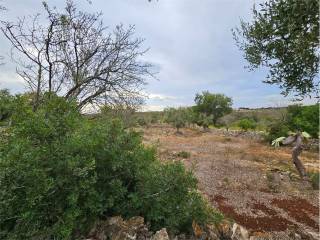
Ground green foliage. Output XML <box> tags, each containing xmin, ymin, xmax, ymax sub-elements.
<box><xmin>100</xmin><ymin>104</ymin><xmax>136</xmax><ymax>128</ymax></box>
<box><xmin>195</xmin><ymin>113</ymin><xmax>213</xmax><ymax>130</ymax></box>
<box><xmin>266</xmin><ymin>104</ymin><xmax>319</xmax><ymax>141</ymax></box>
<box><xmin>0</xmin><ymin>96</ymin><xmax>217</xmax><ymax>239</ymax></box>
<box><xmin>137</xmin><ymin>117</ymin><xmax>148</xmax><ymax>126</ymax></box>
<box><xmin>266</xmin><ymin>121</ymin><xmax>291</xmax><ymax>142</ymax></box>
<box><xmin>0</xmin><ymin>89</ymin><xmax>15</xmax><ymax>123</ymax></box>
<box><xmin>233</xmin><ymin>0</ymin><xmax>319</xmax><ymax>97</ymax></box>
<box><xmin>176</xmin><ymin>151</ymin><xmax>191</xmax><ymax>159</ymax></box>
<box><xmin>237</xmin><ymin>118</ymin><xmax>257</xmax><ymax>131</ymax></box>
<box><xmin>129</xmin><ymin>162</ymin><xmax>222</xmax><ymax>233</ymax></box>
<box><xmin>286</xmin><ymin>104</ymin><xmax>319</xmax><ymax>138</ymax></box>
<box><xmin>308</xmin><ymin>172</ymin><xmax>319</xmax><ymax>190</ymax></box>
<box><xmin>164</xmin><ymin>107</ymin><xmax>189</xmax><ymax>132</ymax></box>
<box><xmin>194</xmin><ymin>91</ymin><xmax>232</xmax><ymax>125</ymax></box>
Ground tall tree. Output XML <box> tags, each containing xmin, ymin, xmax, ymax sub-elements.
<box><xmin>233</xmin><ymin>0</ymin><xmax>319</xmax><ymax>98</ymax></box>
<box><xmin>194</xmin><ymin>91</ymin><xmax>232</xmax><ymax>125</ymax></box>
<box><xmin>1</xmin><ymin>0</ymin><xmax>153</xmax><ymax>110</ymax></box>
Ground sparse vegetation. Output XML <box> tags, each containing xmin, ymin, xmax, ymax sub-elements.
<box><xmin>308</xmin><ymin>172</ymin><xmax>320</xmax><ymax>190</ymax></box>
<box><xmin>176</xmin><ymin>151</ymin><xmax>191</xmax><ymax>159</ymax></box>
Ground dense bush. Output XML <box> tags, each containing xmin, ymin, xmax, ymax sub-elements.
<box><xmin>194</xmin><ymin>91</ymin><xmax>232</xmax><ymax>126</ymax></box>
<box><xmin>100</xmin><ymin>104</ymin><xmax>136</xmax><ymax>128</ymax></box>
<box><xmin>237</xmin><ymin>118</ymin><xmax>257</xmax><ymax>131</ymax></box>
<box><xmin>137</xmin><ymin>117</ymin><xmax>148</xmax><ymax>126</ymax></box>
<box><xmin>164</xmin><ymin>107</ymin><xmax>189</xmax><ymax>132</ymax></box>
<box><xmin>0</xmin><ymin>89</ymin><xmax>15</xmax><ymax>123</ymax></box>
<box><xmin>0</xmin><ymin>95</ymin><xmax>219</xmax><ymax>239</ymax></box>
<box><xmin>265</xmin><ymin>121</ymin><xmax>290</xmax><ymax>143</ymax></box>
<box><xmin>286</xmin><ymin>104</ymin><xmax>319</xmax><ymax>138</ymax></box>
<box><xmin>195</xmin><ymin>113</ymin><xmax>213</xmax><ymax>130</ymax></box>
<box><xmin>266</xmin><ymin>104</ymin><xmax>319</xmax><ymax>142</ymax></box>
<box><xmin>308</xmin><ymin>172</ymin><xmax>320</xmax><ymax>190</ymax></box>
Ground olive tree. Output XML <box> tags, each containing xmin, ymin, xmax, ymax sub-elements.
<box><xmin>194</xmin><ymin>91</ymin><xmax>232</xmax><ymax>126</ymax></box>
<box><xmin>272</xmin><ymin>131</ymin><xmax>311</xmax><ymax>180</ymax></box>
<box><xmin>164</xmin><ymin>107</ymin><xmax>189</xmax><ymax>133</ymax></box>
<box><xmin>233</xmin><ymin>0</ymin><xmax>319</xmax><ymax>98</ymax></box>
<box><xmin>1</xmin><ymin>0</ymin><xmax>153</xmax><ymax>110</ymax></box>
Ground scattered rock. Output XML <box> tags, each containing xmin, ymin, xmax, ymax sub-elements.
<box><xmin>231</xmin><ymin>223</ymin><xmax>249</xmax><ymax>240</ymax></box>
<box><xmin>151</xmin><ymin>228</ymin><xmax>169</xmax><ymax>240</ymax></box>
<box><xmin>87</xmin><ymin>216</ymin><xmax>151</xmax><ymax>240</ymax></box>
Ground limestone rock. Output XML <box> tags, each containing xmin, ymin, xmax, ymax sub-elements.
<box><xmin>151</xmin><ymin>228</ymin><xmax>170</xmax><ymax>240</ymax></box>
<box><xmin>87</xmin><ymin>216</ymin><xmax>151</xmax><ymax>240</ymax></box>
<box><xmin>231</xmin><ymin>223</ymin><xmax>249</xmax><ymax>240</ymax></box>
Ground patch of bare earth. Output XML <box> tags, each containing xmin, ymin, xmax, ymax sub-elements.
<box><xmin>142</xmin><ymin>124</ymin><xmax>320</xmax><ymax>239</ymax></box>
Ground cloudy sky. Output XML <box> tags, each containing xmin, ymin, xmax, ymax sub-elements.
<box><xmin>0</xmin><ymin>0</ymin><xmax>317</xmax><ymax>110</ymax></box>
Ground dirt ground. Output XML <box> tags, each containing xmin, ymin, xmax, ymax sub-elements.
<box><xmin>141</xmin><ymin>124</ymin><xmax>319</xmax><ymax>239</ymax></box>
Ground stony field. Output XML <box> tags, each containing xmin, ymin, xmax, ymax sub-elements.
<box><xmin>141</xmin><ymin>124</ymin><xmax>319</xmax><ymax>239</ymax></box>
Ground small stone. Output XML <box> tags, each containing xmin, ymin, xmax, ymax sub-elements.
<box><xmin>231</xmin><ymin>223</ymin><xmax>249</xmax><ymax>240</ymax></box>
<box><xmin>151</xmin><ymin>228</ymin><xmax>170</xmax><ymax>240</ymax></box>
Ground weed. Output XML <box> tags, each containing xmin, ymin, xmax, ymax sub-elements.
<box><xmin>308</xmin><ymin>171</ymin><xmax>319</xmax><ymax>190</ymax></box>
<box><xmin>177</xmin><ymin>151</ymin><xmax>191</xmax><ymax>158</ymax></box>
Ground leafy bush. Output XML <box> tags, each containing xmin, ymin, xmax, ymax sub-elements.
<box><xmin>176</xmin><ymin>151</ymin><xmax>191</xmax><ymax>158</ymax></box>
<box><xmin>308</xmin><ymin>172</ymin><xmax>319</xmax><ymax>190</ymax></box>
<box><xmin>0</xmin><ymin>89</ymin><xmax>15</xmax><ymax>123</ymax></box>
<box><xmin>265</xmin><ymin>104</ymin><xmax>319</xmax><ymax>142</ymax></box>
<box><xmin>195</xmin><ymin>113</ymin><xmax>213</xmax><ymax>130</ymax></box>
<box><xmin>100</xmin><ymin>104</ymin><xmax>136</xmax><ymax>128</ymax></box>
<box><xmin>0</xmin><ymin>96</ymin><xmax>218</xmax><ymax>239</ymax></box>
<box><xmin>126</xmin><ymin>162</ymin><xmax>221</xmax><ymax>233</ymax></box>
<box><xmin>137</xmin><ymin>117</ymin><xmax>147</xmax><ymax>126</ymax></box>
<box><xmin>286</xmin><ymin>104</ymin><xmax>319</xmax><ymax>138</ymax></box>
<box><xmin>194</xmin><ymin>91</ymin><xmax>232</xmax><ymax>126</ymax></box>
<box><xmin>164</xmin><ymin>107</ymin><xmax>189</xmax><ymax>132</ymax></box>
<box><xmin>237</xmin><ymin>118</ymin><xmax>257</xmax><ymax>131</ymax></box>
<box><xmin>265</xmin><ymin>121</ymin><xmax>290</xmax><ymax>143</ymax></box>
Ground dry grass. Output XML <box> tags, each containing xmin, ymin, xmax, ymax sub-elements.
<box><xmin>142</xmin><ymin>124</ymin><xmax>319</xmax><ymax>238</ymax></box>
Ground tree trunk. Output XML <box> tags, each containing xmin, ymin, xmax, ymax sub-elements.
<box><xmin>292</xmin><ymin>134</ymin><xmax>308</xmax><ymax>180</ymax></box>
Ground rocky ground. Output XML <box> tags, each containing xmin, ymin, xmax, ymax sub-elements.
<box><xmin>140</xmin><ymin>124</ymin><xmax>319</xmax><ymax>240</ymax></box>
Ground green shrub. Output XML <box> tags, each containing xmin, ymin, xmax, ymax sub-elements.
<box><xmin>176</xmin><ymin>151</ymin><xmax>191</xmax><ymax>158</ymax></box>
<box><xmin>308</xmin><ymin>172</ymin><xmax>319</xmax><ymax>190</ymax></box>
<box><xmin>0</xmin><ymin>89</ymin><xmax>15</xmax><ymax>123</ymax></box>
<box><xmin>0</xmin><ymin>96</ymin><xmax>218</xmax><ymax>239</ymax></box>
<box><xmin>164</xmin><ymin>107</ymin><xmax>188</xmax><ymax>132</ymax></box>
<box><xmin>265</xmin><ymin>104</ymin><xmax>319</xmax><ymax>142</ymax></box>
<box><xmin>265</xmin><ymin>121</ymin><xmax>291</xmax><ymax>143</ymax></box>
<box><xmin>137</xmin><ymin>117</ymin><xmax>147</xmax><ymax>126</ymax></box>
<box><xmin>286</xmin><ymin>104</ymin><xmax>319</xmax><ymax>138</ymax></box>
<box><xmin>128</xmin><ymin>162</ymin><xmax>222</xmax><ymax>233</ymax></box>
<box><xmin>237</xmin><ymin>118</ymin><xmax>257</xmax><ymax>131</ymax></box>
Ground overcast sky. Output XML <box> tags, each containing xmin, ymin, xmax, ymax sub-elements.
<box><xmin>0</xmin><ymin>0</ymin><xmax>317</xmax><ymax>110</ymax></box>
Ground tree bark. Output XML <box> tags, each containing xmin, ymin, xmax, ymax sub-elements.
<box><xmin>292</xmin><ymin>133</ymin><xmax>308</xmax><ymax>180</ymax></box>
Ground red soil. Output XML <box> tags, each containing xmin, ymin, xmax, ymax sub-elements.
<box><xmin>212</xmin><ymin>195</ymin><xmax>296</xmax><ymax>232</ymax></box>
<box><xmin>272</xmin><ymin>198</ymin><xmax>319</xmax><ymax>231</ymax></box>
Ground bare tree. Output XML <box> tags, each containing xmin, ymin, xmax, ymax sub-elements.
<box><xmin>1</xmin><ymin>0</ymin><xmax>153</xmax><ymax>110</ymax></box>
<box><xmin>0</xmin><ymin>2</ymin><xmax>6</xmax><ymax>65</ymax></box>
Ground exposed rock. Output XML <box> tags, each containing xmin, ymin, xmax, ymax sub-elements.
<box><xmin>87</xmin><ymin>216</ymin><xmax>151</xmax><ymax>240</ymax></box>
<box><xmin>231</xmin><ymin>223</ymin><xmax>249</xmax><ymax>240</ymax></box>
<box><xmin>151</xmin><ymin>228</ymin><xmax>169</xmax><ymax>240</ymax></box>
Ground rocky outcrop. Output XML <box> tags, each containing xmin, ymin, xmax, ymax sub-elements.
<box><xmin>85</xmin><ymin>216</ymin><xmax>318</xmax><ymax>240</ymax></box>
<box><xmin>86</xmin><ymin>216</ymin><xmax>152</xmax><ymax>240</ymax></box>
<box><xmin>151</xmin><ymin>229</ymin><xmax>170</xmax><ymax>240</ymax></box>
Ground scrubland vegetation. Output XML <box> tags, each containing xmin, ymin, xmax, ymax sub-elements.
<box><xmin>0</xmin><ymin>0</ymin><xmax>319</xmax><ymax>239</ymax></box>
